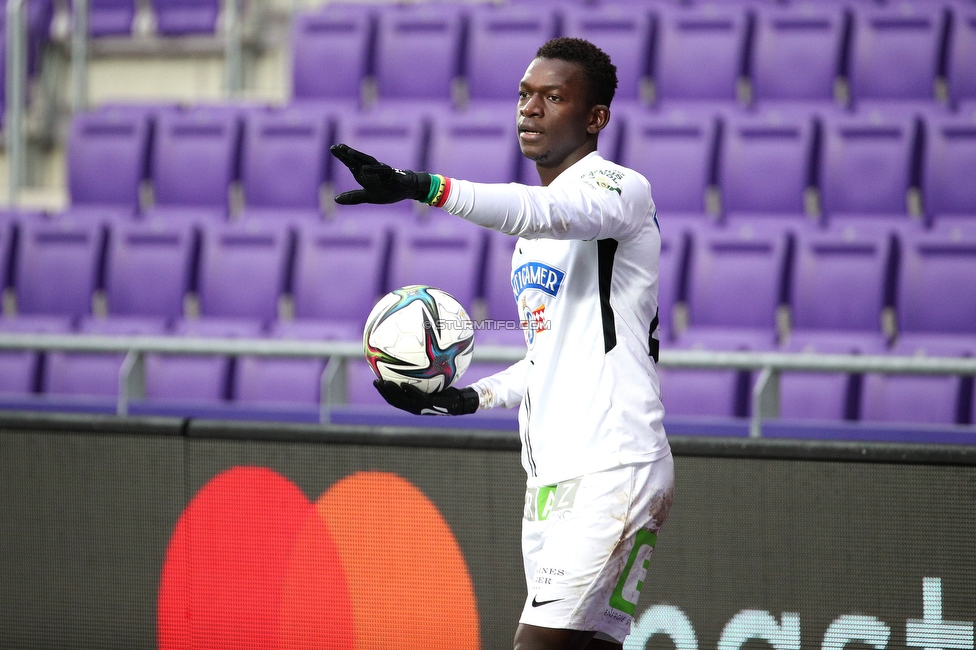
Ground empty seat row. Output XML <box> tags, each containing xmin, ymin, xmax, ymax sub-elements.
<box><xmin>657</xmin><ymin>214</ymin><xmax>976</xmax><ymax>341</ymax></box>
<box><xmin>66</xmin><ymin>101</ymin><xmax>976</xmax><ymax>222</ymax></box>
<box><xmin>87</xmin><ymin>0</ymin><xmax>221</xmax><ymax>37</ymax></box>
<box><xmin>291</xmin><ymin>1</ymin><xmax>976</xmax><ymax>107</ymax></box>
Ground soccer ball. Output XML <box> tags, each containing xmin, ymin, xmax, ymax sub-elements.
<box><xmin>363</xmin><ymin>285</ymin><xmax>475</xmax><ymax>393</ymax></box>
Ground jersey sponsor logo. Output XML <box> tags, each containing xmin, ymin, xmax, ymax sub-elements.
<box><xmin>523</xmin><ymin>478</ymin><xmax>581</xmax><ymax>522</ymax></box>
<box><xmin>608</xmin><ymin>527</ymin><xmax>658</xmax><ymax>616</ymax></box>
<box><xmin>583</xmin><ymin>168</ymin><xmax>624</xmax><ymax>195</ymax></box>
<box><xmin>511</xmin><ymin>262</ymin><xmax>565</xmax><ymax>299</ymax></box>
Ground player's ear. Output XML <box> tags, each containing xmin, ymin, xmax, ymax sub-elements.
<box><xmin>587</xmin><ymin>105</ymin><xmax>610</xmax><ymax>135</ymax></box>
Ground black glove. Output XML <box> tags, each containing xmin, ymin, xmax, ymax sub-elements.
<box><xmin>374</xmin><ymin>380</ymin><xmax>479</xmax><ymax>416</ymax></box>
<box><xmin>331</xmin><ymin>143</ymin><xmax>432</xmax><ymax>205</ymax></box>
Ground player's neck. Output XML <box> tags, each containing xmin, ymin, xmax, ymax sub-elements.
<box><xmin>535</xmin><ymin>142</ymin><xmax>598</xmax><ymax>187</ymax></box>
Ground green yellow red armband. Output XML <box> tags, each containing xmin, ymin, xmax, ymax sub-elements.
<box><xmin>426</xmin><ymin>174</ymin><xmax>452</xmax><ymax>208</ymax></box>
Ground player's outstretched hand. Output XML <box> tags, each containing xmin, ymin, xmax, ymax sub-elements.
<box><xmin>374</xmin><ymin>380</ymin><xmax>479</xmax><ymax>416</ymax></box>
<box><xmin>331</xmin><ymin>143</ymin><xmax>432</xmax><ymax>205</ymax></box>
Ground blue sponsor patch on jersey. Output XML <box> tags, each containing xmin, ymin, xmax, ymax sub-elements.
<box><xmin>511</xmin><ymin>262</ymin><xmax>566</xmax><ymax>298</ymax></box>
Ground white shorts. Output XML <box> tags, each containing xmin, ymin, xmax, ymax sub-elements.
<box><xmin>519</xmin><ymin>454</ymin><xmax>675</xmax><ymax>644</ymax></box>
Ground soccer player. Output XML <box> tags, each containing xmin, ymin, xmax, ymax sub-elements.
<box><xmin>331</xmin><ymin>37</ymin><xmax>673</xmax><ymax>650</ymax></box>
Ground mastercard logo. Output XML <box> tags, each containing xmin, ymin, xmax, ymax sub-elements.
<box><xmin>158</xmin><ymin>467</ymin><xmax>480</xmax><ymax>650</ymax></box>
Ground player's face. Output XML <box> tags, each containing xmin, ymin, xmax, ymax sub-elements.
<box><xmin>517</xmin><ymin>57</ymin><xmax>608</xmax><ymax>186</ymax></box>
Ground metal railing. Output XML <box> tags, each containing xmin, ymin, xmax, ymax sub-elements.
<box><xmin>0</xmin><ymin>332</ymin><xmax>974</xmax><ymax>433</ymax></box>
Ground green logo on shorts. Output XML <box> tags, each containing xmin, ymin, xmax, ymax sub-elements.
<box><xmin>609</xmin><ymin>528</ymin><xmax>658</xmax><ymax>616</ymax></box>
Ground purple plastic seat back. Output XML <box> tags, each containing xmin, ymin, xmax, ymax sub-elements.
<box><xmin>562</xmin><ymin>5</ymin><xmax>654</xmax><ymax>102</ymax></box>
<box><xmin>67</xmin><ymin>109</ymin><xmax>151</xmax><ymax>212</ymax></box>
<box><xmin>388</xmin><ymin>220</ymin><xmax>485</xmax><ymax>315</ymax></box>
<box><xmin>657</xmin><ymin>221</ymin><xmax>689</xmax><ymax>339</ymax></box>
<box><xmin>0</xmin><ymin>219</ymin><xmax>15</xmax><ymax>288</ymax></box>
<box><xmin>147</xmin><ymin>318</ymin><xmax>264</xmax><ymax>402</ymax></box>
<box><xmin>617</xmin><ymin>106</ymin><xmax>719</xmax><ymax>213</ymax></box>
<box><xmin>466</xmin><ymin>5</ymin><xmax>557</xmax><ymax>101</ymax></box>
<box><xmin>849</xmin><ymin>4</ymin><xmax>946</xmax><ymax>101</ymax></box>
<box><xmin>0</xmin><ymin>316</ymin><xmax>72</xmax><ymax>395</ymax></box>
<box><xmin>483</xmin><ymin>229</ymin><xmax>518</xmax><ymax>324</ymax></box>
<box><xmin>819</xmin><ymin>113</ymin><xmax>917</xmax><ymax>215</ymax></box>
<box><xmin>16</xmin><ymin>220</ymin><xmax>106</xmax><ymax>316</ymax></box>
<box><xmin>751</xmin><ymin>5</ymin><xmax>845</xmax><ymax>101</ymax></box>
<box><xmin>791</xmin><ymin>229</ymin><xmax>892</xmax><ymax>331</ymax></box>
<box><xmin>235</xmin><ymin>320</ymin><xmax>359</xmax><ymax>406</ymax></box>
<box><xmin>719</xmin><ymin>110</ymin><xmax>815</xmax><ymax>214</ymax></box>
<box><xmin>374</xmin><ymin>5</ymin><xmax>465</xmax><ymax>101</ymax></box>
<box><xmin>104</xmin><ymin>221</ymin><xmax>196</xmax><ymax>318</ymax></box>
<box><xmin>331</xmin><ymin>109</ymin><xmax>428</xmax><ymax>197</ymax></box>
<box><xmin>45</xmin><ymin>317</ymin><xmax>167</xmax><ymax>397</ymax></box>
<box><xmin>241</xmin><ymin>107</ymin><xmax>330</xmax><ymax>212</ymax></box>
<box><xmin>661</xmin><ymin>328</ymin><xmax>777</xmax><ymax>417</ymax></box>
<box><xmin>685</xmin><ymin>227</ymin><xmax>788</xmax><ymax>329</ymax></box>
<box><xmin>654</xmin><ymin>5</ymin><xmax>750</xmax><ymax>101</ymax></box>
<box><xmin>780</xmin><ymin>330</ymin><xmax>887</xmax><ymax>421</ymax></box>
<box><xmin>427</xmin><ymin>105</ymin><xmax>520</xmax><ymax>184</ymax></box>
<box><xmin>922</xmin><ymin>115</ymin><xmax>976</xmax><ymax>217</ymax></box>
<box><xmin>291</xmin><ymin>221</ymin><xmax>389</xmax><ymax>323</ymax></box>
<box><xmin>948</xmin><ymin>4</ymin><xmax>976</xmax><ymax>103</ymax></box>
<box><xmin>931</xmin><ymin>215</ymin><xmax>976</xmax><ymax>240</ymax></box>
<box><xmin>89</xmin><ymin>0</ymin><xmax>135</xmax><ymax>36</ymax></box>
<box><xmin>153</xmin><ymin>0</ymin><xmax>220</xmax><ymax>35</ymax></box>
<box><xmin>862</xmin><ymin>334</ymin><xmax>976</xmax><ymax>424</ymax></box>
<box><xmin>292</xmin><ymin>7</ymin><xmax>374</xmax><ymax>103</ymax></box>
<box><xmin>197</xmin><ymin>222</ymin><xmax>292</xmax><ymax>321</ymax></box>
<box><xmin>897</xmin><ymin>230</ymin><xmax>976</xmax><ymax>334</ymax></box>
<box><xmin>152</xmin><ymin>109</ymin><xmax>241</xmax><ymax>211</ymax></box>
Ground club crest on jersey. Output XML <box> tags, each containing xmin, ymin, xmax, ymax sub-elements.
<box><xmin>584</xmin><ymin>168</ymin><xmax>624</xmax><ymax>195</ymax></box>
<box><xmin>521</xmin><ymin>303</ymin><xmax>549</xmax><ymax>346</ymax></box>
<box><xmin>512</xmin><ymin>262</ymin><xmax>565</xmax><ymax>299</ymax></box>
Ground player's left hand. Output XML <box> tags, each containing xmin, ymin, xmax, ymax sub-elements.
<box><xmin>331</xmin><ymin>144</ymin><xmax>432</xmax><ymax>205</ymax></box>
<box><xmin>374</xmin><ymin>380</ymin><xmax>479</xmax><ymax>416</ymax></box>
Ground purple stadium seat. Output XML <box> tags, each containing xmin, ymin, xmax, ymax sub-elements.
<box><xmin>930</xmin><ymin>214</ymin><xmax>976</xmax><ymax>240</ymax></box>
<box><xmin>718</xmin><ymin>109</ymin><xmax>816</xmax><ymax>214</ymax></box>
<box><xmin>15</xmin><ymin>220</ymin><xmax>106</xmax><ymax>317</ymax></box>
<box><xmin>373</xmin><ymin>4</ymin><xmax>465</xmax><ymax>102</ymax></box>
<box><xmin>146</xmin><ymin>318</ymin><xmax>263</xmax><ymax>402</ymax></box>
<box><xmin>291</xmin><ymin>6</ymin><xmax>374</xmax><ymax>104</ymax></box>
<box><xmin>67</xmin><ymin>109</ymin><xmax>151</xmax><ymax>214</ymax></box>
<box><xmin>653</xmin><ymin>5</ymin><xmax>750</xmax><ymax>102</ymax></box>
<box><xmin>291</xmin><ymin>220</ymin><xmax>389</xmax><ymax>325</ymax></box>
<box><xmin>848</xmin><ymin>4</ymin><xmax>946</xmax><ymax>101</ymax></box>
<box><xmin>152</xmin><ymin>0</ymin><xmax>219</xmax><ymax>35</ymax></box>
<box><xmin>657</xmin><ymin>218</ymin><xmax>690</xmax><ymax>340</ymax></box>
<box><xmin>897</xmin><ymin>229</ymin><xmax>976</xmax><ymax>334</ymax></box>
<box><xmin>751</xmin><ymin>5</ymin><xmax>846</xmax><ymax>101</ymax></box>
<box><xmin>819</xmin><ymin>113</ymin><xmax>918</xmax><ymax>215</ymax></box>
<box><xmin>45</xmin><ymin>317</ymin><xmax>167</xmax><ymax>397</ymax></box>
<box><xmin>483</xmin><ymin>229</ymin><xmax>519</xmax><ymax>324</ymax></box>
<box><xmin>347</xmin><ymin>358</ymin><xmax>385</xmax><ymax>406</ymax></box>
<box><xmin>151</xmin><ymin>108</ymin><xmax>241</xmax><ymax>215</ymax></box>
<box><xmin>0</xmin><ymin>316</ymin><xmax>73</xmax><ymax>395</ymax></box>
<box><xmin>947</xmin><ymin>3</ymin><xmax>976</xmax><ymax>104</ymax></box>
<box><xmin>103</xmin><ymin>220</ymin><xmax>196</xmax><ymax>318</ymax></box>
<box><xmin>388</xmin><ymin>219</ymin><xmax>486</xmax><ymax>316</ymax></box>
<box><xmin>89</xmin><ymin>0</ymin><xmax>135</xmax><ymax>36</ymax></box>
<box><xmin>684</xmin><ymin>225</ymin><xmax>789</xmax><ymax>330</ymax></box>
<box><xmin>861</xmin><ymin>333</ymin><xmax>976</xmax><ymax>425</ymax></box>
<box><xmin>661</xmin><ymin>328</ymin><xmax>777</xmax><ymax>418</ymax></box>
<box><xmin>331</xmin><ymin>107</ymin><xmax>428</xmax><ymax>195</ymax></box>
<box><xmin>235</xmin><ymin>320</ymin><xmax>359</xmax><ymax>406</ymax></box>
<box><xmin>427</xmin><ymin>105</ymin><xmax>520</xmax><ymax>184</ymax></box>
<box><xmin>466</xmin><ymin>5</ymin><xmax>558</xmax><ymax>102</ymax></box>
<box><xmin>779</xmin><ymin>330</ymin><xmax>888</xmax><ymax>421</ymax></box>
<box><xmin>922</xmin><ymin>114</ymin><xmax>976</xmax><ymax>218</ymax></box>
<box><xmin>197</xmin><ymin>222</ymin><xmax>292</xmax><ymax>321</ymax></box>
<box><xmin>562</xmin><ymin>5</ymin><xmax>654</xmax><ymax>102</ymax></box>
<box><xmin>791</xmin><ymin>228</ymin><xmax>893</xmax><ymax>331</ymax></box>
<box><xmin>616</xmin><ymin>105</ymin><xmax>719</xmax><ymax>213</ymax></box>
<box><xmin>241</xmin><ymin>106</ymin><xmax>330</xmax><ymax>213</ymax></box>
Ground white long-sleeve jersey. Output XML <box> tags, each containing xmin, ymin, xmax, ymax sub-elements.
<box><xmin>438</xmin><ymin>152</ymin><xmax>669</xmax><ymax>487</ymax></box>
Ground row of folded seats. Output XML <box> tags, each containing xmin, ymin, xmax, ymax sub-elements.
<box><xmin>66</xmin><ymin>101</ymin><xmax>976</xmax><ymax>225</ymax></box>
<box><xmin>0</xmin><ymin>207</ymin><xmax>972</xmax><ymax>426</ymax></box>
<box><xmin>289</xmin><ymin>1</ymin><xmax>976</xmax><ymax>109</ymax></box>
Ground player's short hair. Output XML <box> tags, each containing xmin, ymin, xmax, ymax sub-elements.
<box><xmin>535</xmin><ymin>37</ymin><xmax>618</xmax><ymax>107</ymax></box>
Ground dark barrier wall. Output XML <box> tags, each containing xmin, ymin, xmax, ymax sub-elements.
<box><xmin>1</xmin><ymin>413</ymin><xmax>975</xmax><ymax>650</ymax></box>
